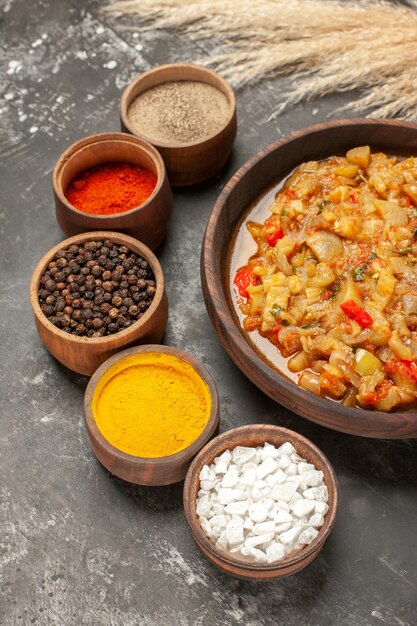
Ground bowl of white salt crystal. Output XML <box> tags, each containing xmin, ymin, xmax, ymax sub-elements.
<box><xmin>183</xmin><ymin>424</ymin><xmax>338</xmax><ymax>580</ymax></box>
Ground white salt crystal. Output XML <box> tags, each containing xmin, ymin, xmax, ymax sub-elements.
<box><xmin>309</xmin><ymin>513</ymin><xmax>324</xmax><ymax>527</ymax></box>
<box><xmin>274</xmin><ymin>510</ymin><xmax>293</xmax><ymax>524</ymax></box>
<box><xmin>275</xmin><ymin>522</ymin><xmax>292</xmax><ymax>533</ymax></box>
<box><xmin>252</xmin><ymin>520</ymin><xmax>276</xmax><ymax>535</ymax></box>
<box><xmin>245</xmin><ymin>532</ymin><xmax>275</xmax><ymax>548</ymax></box>
<box><xmin>298</xmin><ymin>462</ymin><xmax>316</xmax><ymax>474</ymax></box>
<box><xmin>270</xmin><ymin>482</ymin><xmax>298</xmax><ymax>502</ymax></box>
<box><xmin>212</xmin><ymin>503</ymin><xmax>224</xmax><ymax>515</ymax></box>
<box><xmin>248</xmin><ymin>502</ymin><xmax>269</xmax><ymax>523</ymax></box>
<box><xmin>196</xmin><ymin>495</ymin><xmax>211</xmax><ymax>516</ymax></box>
<box><xmin>292</xmin><ymin>499</ymin><xmax>316</xmax><ymax>518</ymax></box>
<box><xmin>243</xmin><ymin>517</ymin><xmax>254</xmax><ymax>530</ymax></box>
<box><xmin>210</xmin><ymin>515</ymin><xmax>227</xmax><ymax>528</ymax></box>
<box><xmin>226</xmin><ymin>522</ymin><xmax>245</xmax><ymax>546</ymax></box>
<box><xmin>267</xmin><ymin>503</ymin><xmax>278</xmax><ymax>520</ymax></box>
<box><xmin>216</xmin><ymin>531</ymin><xmax>228</xmax><ymax>550</ymax></box>
<box><xmin>232</xmin><ymin>446</ymin><xmax>256</xmax><ymax>465</ymax></box>
<box><xmin>242</xmin><ymin>468</ymin><xmax>257</xmax><ymax>486</ymax></box>
<box><xmin>201</xmin><ymin>480</ymin><xmax>216</xmax><ymax>491</ymax></box>
<box><xmin>222</xmin><ymin>467</ymin><xmax>239</xmax><ymax>487</ymax></box>
<box><xmin>200</xmin><ymin>465</ymin><xmax>215</xmax><ymax>481</ymax></box>
<box><xmin>299</xmin><ymin>527</ymin><xmax>319</xmax><ymax>545</ymax></box>
<box><xmin>224</xmin><ymin>501</ymin><xmax>249</xmax><ymax>516</ymax></box>
<box><xmin>286</xmin><ymin>463</ymin><xmax>298</xmax><ymax>476</ymax></box>
<box><xmin>304</xmin><ymin>486</ymin><xmax>328</xmax><ymax>502</ymax></box>
<box><xmin>315</xmin><ymin>501</ymin><xmax>329</xmax><ymax>515</ymax></box>
<box><xmin>278</xmin><ymin>454</ymin><xmax>291</xmax><ymax>470</ymax></box>
<box><xmin>302</xmin><ymin>470</ymin><xmax>324</xmax><ymax>487</ymax></box>
<box><xmin>247</xmin><ymin>547</ymin><xmax>268</xmax><ymax>564</ymax></box>
<box><xmin>262</xmin><ymin>443</ymin><xmax>278</xmax><ymax>460</ymax></box>
<box><xmin>200</xmin><ymin>517</ymin><xmax>212</xmax><ymax>537</ymax></box>
<box><xmin>266</xmin><ymin>543</ymin><xmax>286</xmax><ymax>563</ymax></box>
<box><xmin>214</xmin><ymin>460</ymin><xmax>228</xmax><ymax>475</ymax></box>
<box><xmin>277</xmin><ymin>442</ymin><xmax>296</xmax><ymax>456</ymax></box>
<box><xmin>257</xmin><ymin>456</ymin><xmax>279</xmax><ymax>480</ymax></box>
<box><xmin>280</xmin><ymin>526</ymin><xmax>302</xmax><ymax>545</ymax></box>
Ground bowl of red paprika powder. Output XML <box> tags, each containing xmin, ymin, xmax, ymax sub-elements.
<box><xmin>52</xmin><ymin>132</ymin><xmax>172</xmax><ymax>250</ymax></box>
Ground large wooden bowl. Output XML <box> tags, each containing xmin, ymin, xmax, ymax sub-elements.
<box><xmin>84</xmin><ymin>345</ymin><xmax>220</xmax><ymax>485</ymax></box>
<box><xmin>183</xmin><ymin>424</ymin><xmax>338</xmax><ymax>581</ymax></box>
<box><xmin>30</xmin><ymin>231</ymin><xmax>168</xmax><ymax>376</ymax></box>
<box><xmin>120</xmin><ymin>63</ymin><xmax>237</xmax><ymax>187</ymax></box>
<box><xmin>201</xmin><ymin>119</ymin><xmax>417</xmax><ymax>439</ymax></box>
<box><xmin>53</xmin><ymin>132</ymin><xmax>172</xmax><ymax>250</ymax></box>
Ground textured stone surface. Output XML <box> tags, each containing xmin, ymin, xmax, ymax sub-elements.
<box><xmin>1</xmin><ymin>1</ymin><xmax>417</xmax><ymax>624</ymax></box>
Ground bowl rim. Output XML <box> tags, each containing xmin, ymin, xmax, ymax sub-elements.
<box><xmin>52</xmin><ymin>132</ymin><xmax>168</xmax><ymax>220</ymax></box>
<box><xmin>201</xmin><ymin>117</ymin><xmax>417</xmax><ymax>437</ymax></box>
<box><xmin>83</xmin><ymin>344</ymin><xmax>220</xmax><ymax>468</ymax></box>
<box><xmin>183</xmin><ymin>423</ymin><xmax>339</xmax><ymax>572</ymax></box>
<box><xmin>29</xmin><ymin>230</ymin><xmax>165</xmax><ymax>345</ymax></box>
<box><xmin>120</xmin><ymin>62</ymin><xmax>237</xmax><ymax>150</ymax></box>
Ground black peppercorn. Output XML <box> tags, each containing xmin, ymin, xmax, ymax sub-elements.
<box><xmin>38</xmin><ymin>239</ymin><xmax>156</xmax><ymax>337</ymax></box>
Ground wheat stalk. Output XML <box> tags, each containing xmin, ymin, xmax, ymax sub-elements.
<box><xmin>105</xmin><ymin>0</ymin><xmax>417</xmax><ymax>120</ymax></box>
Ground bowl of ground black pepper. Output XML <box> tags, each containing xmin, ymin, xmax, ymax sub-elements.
<box><xmin>53</xmin><ymin>132</ymin><xmax>172</xmax><ymax>250</ymax></box>
<box><xmin>29</xmin><ymin>231</ymin><xmax>168</xmax><ymax>376</ymax></box>
<box><xmin>120</xmin><ymin>64</ymin><xmax>237</xmax><ymax>187</ymax></box>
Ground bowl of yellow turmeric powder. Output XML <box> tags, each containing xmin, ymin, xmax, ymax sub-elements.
<box><xmin>83</xmin><ymin>345</ymin><xmax>220</xmax><ymax>485</ymax></box>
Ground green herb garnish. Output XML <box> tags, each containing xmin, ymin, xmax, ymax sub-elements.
<box><xmin>317</xmin><ymin>200</ymin><xmax>330</xmax><ymax>215</ymax></box>
<box><xmin>281</xmin><ymin>209</ymin><xmax>287</xmax><ymax>216</ymax></box>
<box><xmin>413</xmin><ymin>227</ymin><xmax>417</xmax><ymax>238</ymax></box>
<box><xmin>409</xmin><ymin>208</ymin><xmax>417</xmax><ymax>220</ymax></box>
<box><xmin>302</xmin><ymin>321</ymin><xmax>319</xmax><ymax>329</ymax></box>
<box><xmin>281</xmin><ymin>319</ymin><xmax>290</xmax><ymax>326</ymax></box>
<box><xmin>352</xmin><ymin>252</ymin><xmax>377</xmax><ymax>281</ymax></box>
<box><xmin>271</xmin><ymin>304</ymin><xmax>282</xmax><ymax>319</ymax></box>
<box><xmin>330</xmin><ymin>284</ymin><xmax>340</xmax><ymax>301</ymax></box>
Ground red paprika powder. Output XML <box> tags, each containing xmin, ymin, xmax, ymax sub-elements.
<box><xmin>65</xmin><ymin>161</ymin><xmax>157</xmax><ymax>215</ymax></box>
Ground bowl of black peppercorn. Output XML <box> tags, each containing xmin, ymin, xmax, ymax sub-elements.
<box><xmin>29</xmin><ymin>231</ymin><xmax>168</xmax><ymax>376</ymax></box>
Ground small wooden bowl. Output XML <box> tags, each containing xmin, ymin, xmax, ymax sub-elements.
<box><xmin>29</xmin><ymin>231</ymin><xmax>168</xmax><ymax>376</ymax></box>
<box><xmin>183</xmin><ymin>424</ymin><xmax>338</xmax><ymax>581</ymax></box>
<box><xmin>120</xmin><ymin>63</ymin><xmax>237</xmax><ymax>187</ymax></box>
<box><xmin>52</xmin><ymin>132</ymin><xmax>173</xmax><ymax>250</ymax></box>
<box><xmin>83</xmin><ymin>345</ymin><xmax>220</xmax><ymax>485</ymax></box>
<box><xmin>202</xmin><ymin>118</ymin><xmax>417</xmax><ymax>439</ymax></box>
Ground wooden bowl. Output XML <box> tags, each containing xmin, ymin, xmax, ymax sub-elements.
<box><xmin>201</xmin><ymin>118</ymin><xmax>417</xmax><ymax>439</ymax></box>
<box><xmin>29</xmin><ymin>231</ymin><xmax>168</xmax><ymax>376</ymax></box>
<box><xmin>120</xmin><ymin>63</ymin><xmax>237</xmax><ymax>187</ymax></box>
<box><xmin>52</xmin><ymin>132</ymin><xmax>173</xmax><ymax>250</ymax></box>
<box><xmin>183</xmin><ymin>424</ymin><xmax>338</xmax><ymax>581</ymax></box>
<box><xmin>83</xmin><ymin>345</ymin><xmax>220</xmax><ymax>485</ymax></box>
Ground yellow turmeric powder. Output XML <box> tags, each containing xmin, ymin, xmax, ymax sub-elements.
<box><xmin>92</xmin><ymin>352</ymin><xmax>211</xmax><ymax>457</ymax></box>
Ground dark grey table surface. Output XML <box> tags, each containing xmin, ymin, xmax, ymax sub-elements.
<box><xmin>1</xmin><ymin>1</ymin><xmax>416</xmax><ymax>624</ymax></box>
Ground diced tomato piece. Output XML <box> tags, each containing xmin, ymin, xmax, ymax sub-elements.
<box><xmin>340</xmin><ymin>300</ymin><xmax>373</xmax><ymax>328</ymax></box>
<box><xmin>233</xmin><ymin>266</ymin><xmax>259</xmax><ymax>299</ymax></box>
<box><xmin>284</xmin><ymin>188</ymin><xmax>297</xmax><ymax>200</ymax></box>
<box><xmin>266</xmin><ymin>227</ymin><xmax>284</xmax><ymax>247</ymax></box>
<box><xmin>384</xmin><ymin>359</ymin><xmax>417</xmax><ymax>383</ymax></box>
<box><xmin>349</xmin><ymin>193</ymin><xmax>358</xmax><ymax>204</ymax></box>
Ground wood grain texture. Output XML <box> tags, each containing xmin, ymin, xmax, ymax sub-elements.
<box><xmin>201</xmin><ymin>118</ymin><xmax>417</xmax><ymax>439</ymax></box>
<box><xmin>53</xmin><ymin>132</ymin><xmax>173</xmax><ymax>250</ymax></box>
<box><xmin>29</xmin><ymin>231</ymin><xmax>168</xmax><ymax>376</ymax></box>
<box><xmin>120</xmin><ymin>63</ymin><xmax>237</xmax><ymax>187</ymax></box>
<box><xmin>83</xmin><ymin>344</ymin><xmax>220</xmax><ymax>485</ymax></box>
<box><xmin>183</xmin><ymin>424</ymin><xmax>339</xmax><ymax>581</ymax></box>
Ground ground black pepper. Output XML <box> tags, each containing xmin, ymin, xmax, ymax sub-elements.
<box><xmin>127</xmin><ymin>80</ymin><xmax>231</xmax><ymax>146</ymax></box>
<box><xmin>38</xmin><ymin>240</ymin><xmax>156</xmax><ymax>337</ymax></box>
